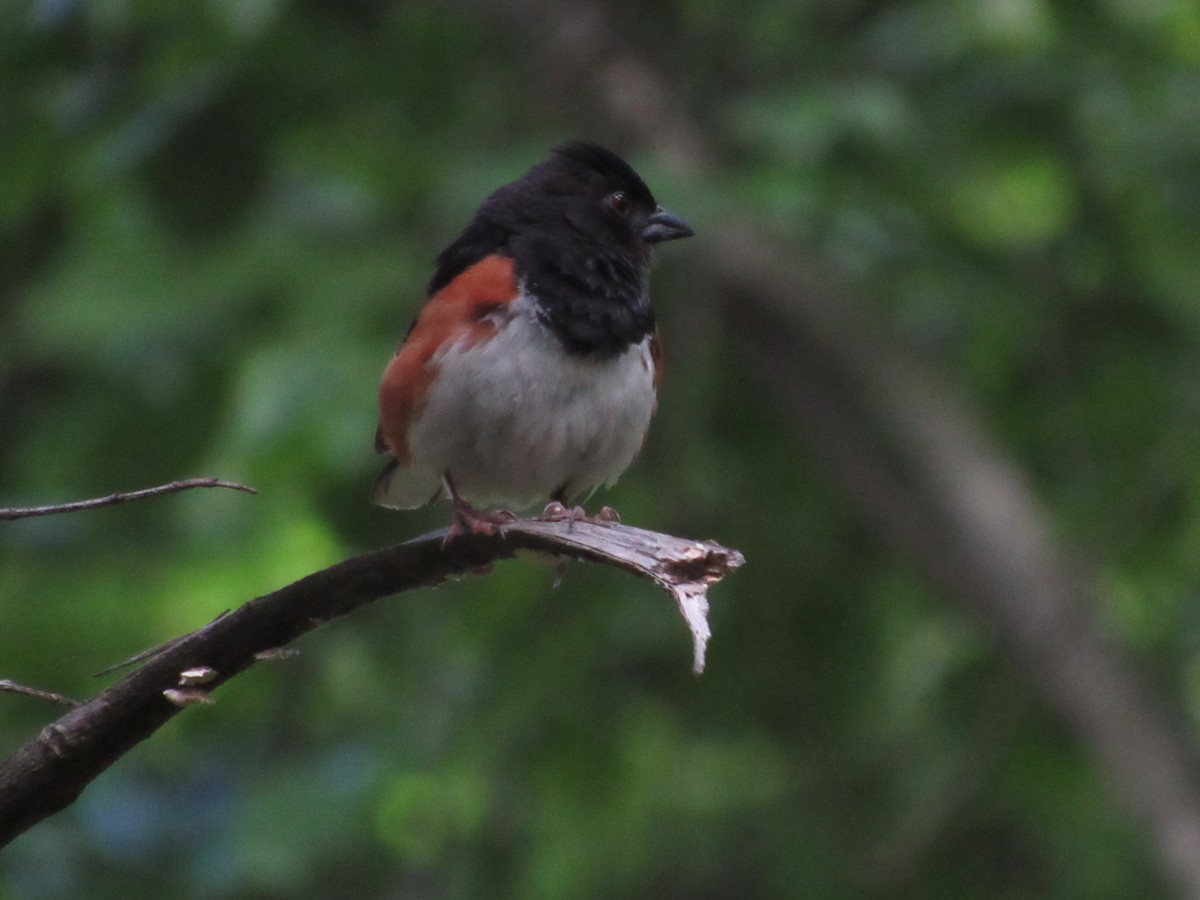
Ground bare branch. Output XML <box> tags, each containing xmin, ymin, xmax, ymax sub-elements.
<box><xmin>0</xmin><ymin>479</ymin><xmax>257</xmax><ymax>521</ymax></box>
<box><xmin>0</xmin><ymin>681</ymin><xmax>79</xmax><ymax>709</ymax></box>
<box><xmin>92</xmin><ymin>617</ymin><xmax>226</xmax><ymax>678</ymax></box>
<box><xmin>0</xmin><ymin>518</ymin><xmax>743</xmax><ymax>846</ymax></box>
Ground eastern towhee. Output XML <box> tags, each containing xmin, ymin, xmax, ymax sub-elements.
<box><xmin>373</xmin><ymin>141</ymin><xmax>693</xmax><ymax>536</ymax></box>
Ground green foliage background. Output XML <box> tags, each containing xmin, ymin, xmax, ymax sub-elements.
<box><xmin>3</xmin><ymin>0</ymin><xmax>1200</xmax><ymax>897</ymax></box>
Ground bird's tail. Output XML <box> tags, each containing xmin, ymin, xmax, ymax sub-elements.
<box><xmin>371</xmin><ymin>459</ymin><xmax>443</xmax><ymax>509</ymax></box>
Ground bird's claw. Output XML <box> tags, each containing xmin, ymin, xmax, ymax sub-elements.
<box><xmin>541</xmin><ymin>502</ymin><xmax>621</xmax><ymax>528</ymax></box>
<box><xmin>445</xmin><ymin>504</ymin><xmax>516</xmax><ymax>544</ymax></box>
<box><xmin>541</xmin><ymin>501</ymin><xmax>587</xmax><ymax>529</ymax></box>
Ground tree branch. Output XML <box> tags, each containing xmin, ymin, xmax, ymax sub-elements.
<box><xmin>0</xmin><ymin>519</ymin><xmax>743</xmax><ymax>847</ymax></box>
<box><xmin>0</xmin><ymin>478</ymin><xmax>257</xmax><ymax>521</ymax></box>
<box><xmin>0</xmin><ymin>681</ymin><xmax>79</xmax><ymax>709</ymax></box>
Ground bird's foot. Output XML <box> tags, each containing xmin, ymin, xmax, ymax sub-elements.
<box><xmin>440</xmin><ymin>472</ymin><xmax>515</xmax><ymax>544</ymax></box>
<box><xmin>594</xmin><ymin>505</ymin><xmax>621</xmax><ymax>524</ymax></box>
<box><xmin>445</xmin><ymin>502</ymin><xmax>516</xmax><ymax>544</ymax></box>
<box><xmin>541</xmin><ymin>502</ymin><xmax>621</xmax><ymax>528</ymax></box>
<box><xmin>541</xmin><ymin>500</ymin><xmax>587</xmax><ymax>529</ymax></box>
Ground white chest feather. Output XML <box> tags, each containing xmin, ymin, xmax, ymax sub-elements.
<box><xmin>402</xmin><ymin>294</ymin><xmax>657</xmax><ymax>507</ymax></box>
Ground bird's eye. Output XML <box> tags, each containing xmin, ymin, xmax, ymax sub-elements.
<box><xmin>605</xmin><ymin>191</ymin><xmax>631</xmax><ymax>217</ymax></box>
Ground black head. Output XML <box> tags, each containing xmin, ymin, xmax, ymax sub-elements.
<box><xmin>524</xmin><ymin>141</ymin><xmax>694</xmax><ymax>252</ymax></box>
<box><xmin>428</xmin><ymin>141</ymin><xmax>693</xmax><ymax>356</ymax></box>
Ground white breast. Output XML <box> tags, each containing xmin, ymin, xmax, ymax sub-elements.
<box><xmin>403</xmin><ymin>292</ymin><xmax>657</xmax><ymax>508</ymax></box>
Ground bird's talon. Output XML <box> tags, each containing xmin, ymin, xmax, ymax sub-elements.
<box><xmin>594</xmin><ymin>506</ymin><xmax>621</xmax><ymax>524</ymax></box>
<box><xmin>541</xmin><ymin>501</ymin><xmax>586</xmax><ymax>530</ymax></box>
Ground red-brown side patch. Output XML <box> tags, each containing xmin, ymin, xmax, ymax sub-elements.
<box><xmin>378</xmin><ymin>255</ymin><xmax>518</xmax><ymax>463</ymax></box>
<box><xmin>648</xmin><ymin>330</ymin><xmax>664</xmax><ymax>397</ymax></box>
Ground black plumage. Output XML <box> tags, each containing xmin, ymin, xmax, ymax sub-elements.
<box><xmin>425</xmin><ymin>141</ymin><xmax>675</xmax><ymax>357</ymax></box>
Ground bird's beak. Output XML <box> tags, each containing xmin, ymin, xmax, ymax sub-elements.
<box><xmin>642</xmin><ymin>206</ymin><xmax>694</xmax><ymax>244</ymax></box>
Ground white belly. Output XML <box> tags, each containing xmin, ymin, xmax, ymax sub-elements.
<box><xmin>405</xmin><ymin>299</ymin><xmax>657</xmax><ymax>508</ymax></box>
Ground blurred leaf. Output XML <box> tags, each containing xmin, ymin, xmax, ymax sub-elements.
<box><xmin>943</xmin><ymin>151</ymin><xmax>1076</xmax><ymax>248</ymax></box>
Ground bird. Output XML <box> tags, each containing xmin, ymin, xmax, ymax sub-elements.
<box><xmin>372</xmin><ymin>141</ymin><xmax>693</xmax><ymax>538</ymax></box>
